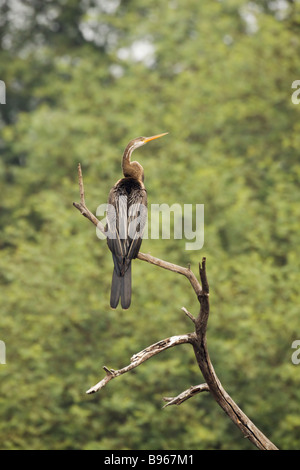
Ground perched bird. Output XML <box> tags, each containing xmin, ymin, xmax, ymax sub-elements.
<box><xmin>106</xmin><ymin>133</ymin><xmax>168</xmax><ymax>309</ymax></box>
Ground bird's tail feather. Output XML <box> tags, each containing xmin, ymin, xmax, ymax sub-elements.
<box><xmin>110</xmin><ymin>262</ymin><xmax>132</xmax><ymax>309</ymax></box>
<box><xmin>110</xmin><ymin>268</ymin><xmax>121</xmax><ymax>309</ymax></box>
<box><xmin>121</xmin><ymin>262</ymin><xmax>131</xmax><ymax>309</ymax></box>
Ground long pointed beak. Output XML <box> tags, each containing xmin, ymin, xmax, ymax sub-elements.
<box><xmin>143</xmin><ymin>132</ymin><xmax>168</xmax><ymax>144</ymax></box>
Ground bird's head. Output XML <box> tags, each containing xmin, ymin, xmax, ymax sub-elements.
<box><xmin>127</xmin><ymin>133</ymin><xmax>168</xmax><ymax>152</ymax></box>
<box><xmin>122</xmin><ymin>133</ymin><xmax>168</xmax><ymax>181</ymax></box>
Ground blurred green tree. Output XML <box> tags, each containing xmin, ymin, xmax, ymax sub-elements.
<box><xmin>0</xmin><ymin>0</ymin><xmax>299</xmax><ymax>450</ymax></box>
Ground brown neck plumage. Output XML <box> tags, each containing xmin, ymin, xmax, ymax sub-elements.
<box><xmin>122</xmin><ymin>142</ymin><xmax>144</xmax><ymax>182</ymax></box>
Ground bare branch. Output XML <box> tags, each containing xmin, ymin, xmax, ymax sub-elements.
<box><xmin>199</xmin><ymin>257</ymin><xmax>209</xmax><ymax>295</ymax></box>
<box><xmin>191</xmin><ymin>257</ymin><xmax>278</xmax><ymax>450</ymax></box>
<box><xmin>86</xmin><ymin>334</ymin><xmax>194</xmax><ymax>394</ymax></box>
<box><xmin>137</xmin><ymin>252</ymin><xmax>202</xmax><ymax>299</ymax></box>
<box><xmin>73</xmin><ymin>163</ymin><xmax>106</xmax><ymax>235</ymax></box>
<box><xmin>75</xmin><ymin>163</ymin><xmax>279</xmax><ymax>451</ymax></box>
<box><xmin>195</xmin><ymin>257</ymin><xmax>210</xmax><ymax>339</ymax></box>
<box><xmin>162</xmin><ymin>383</ymin><xmax>210</xmax><ymax>408</ymax></box>
<box><xmin>78</xmin><ymin>162</ymin><xmax>85</xmax><ymax>206</ymax></box>
<box><xmin>181</xmin><ymin>306</ymin><xmax>196</xmax><ymax>324</ymax></box>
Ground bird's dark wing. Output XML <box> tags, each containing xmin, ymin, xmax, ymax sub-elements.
<box><xmin>106</xmin><ymin>188</ymin><xmax>126</xmax><ymax>259</ymax></box>
<box><xmin>106</xmin><ymin>183</ymin><xmax>147</xmax><ymax>271</ymax></box>
<box><xmin>126</xmin><ymin>188</ymin><xmax>147</xmax><ymax>259</ymax></box>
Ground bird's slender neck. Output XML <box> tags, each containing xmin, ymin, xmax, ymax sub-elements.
<box><xmin>122</xmin><ymin>142</ymin><xmax>144</xmax><ymax>182</ymax></box>
<box><xmin>122</xmin><ymin>142</ymin><xmax>135</xmax><ymax>175</ymax></box>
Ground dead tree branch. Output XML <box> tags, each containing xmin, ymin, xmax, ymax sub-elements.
<box><xmin>73</xmin><ymin>163</ymin><xmax>278</xmax><ymax>451</ymax></box>
<box><xmin>162</xmin><ymin>383</ymin><xmax>210</xmax><ymax>408</ymax></box>
<box><xmin>73</xmin><ymin>163</ymin><xmax>106</xmax><ymax>236</ymax></box>
<box><xmin>86</xmin><ymin>334</ymin><xmax>193</xmax><ymax>394</ymax></box>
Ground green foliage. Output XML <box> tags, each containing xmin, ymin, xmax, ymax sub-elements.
<box><xmin>0</xmin><ymin>0</ymin><xmax>300</xmax><ymax>450</ymax></box>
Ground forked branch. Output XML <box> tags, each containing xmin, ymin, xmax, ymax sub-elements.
<box><xmin>73</xmin><ymin>163</ymin><xmax>278</xmax><ymax>451</ymax></box>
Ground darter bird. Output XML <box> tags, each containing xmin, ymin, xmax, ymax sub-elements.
<box><xmin>106</xmin><ymin>133</ymin><xmax>168</xmax><ymax>309</ymax></box>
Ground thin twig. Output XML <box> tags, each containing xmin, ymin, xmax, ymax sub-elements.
<box><xmin>78</xmin><ymin>163</ymin><xmax>85</xmax><ymax>206</ymax></box>
<box><xmin>162</xmin><ymin>383</ymin><xmax>210</xmax><ymax>408</ymax></box>
<box><xmin>73</xmin><ymin>163</ymin><xmax>106</xmax><ymax>235</ymax></box>
<box><xmin>181</xmin><ymin>307</ymin><xmax>196</xmax><ymax>324</ymax></box>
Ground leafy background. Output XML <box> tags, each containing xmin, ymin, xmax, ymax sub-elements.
<box><xmin>0</xmin><ymin>0</ymin><xmax>300</xmax><ymax>450</ymax></box>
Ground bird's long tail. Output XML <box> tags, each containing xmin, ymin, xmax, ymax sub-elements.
<box><xmin>110</xmin><ymin>262</ymin><xmax>132</xmax><ymax>309</ymax></box>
